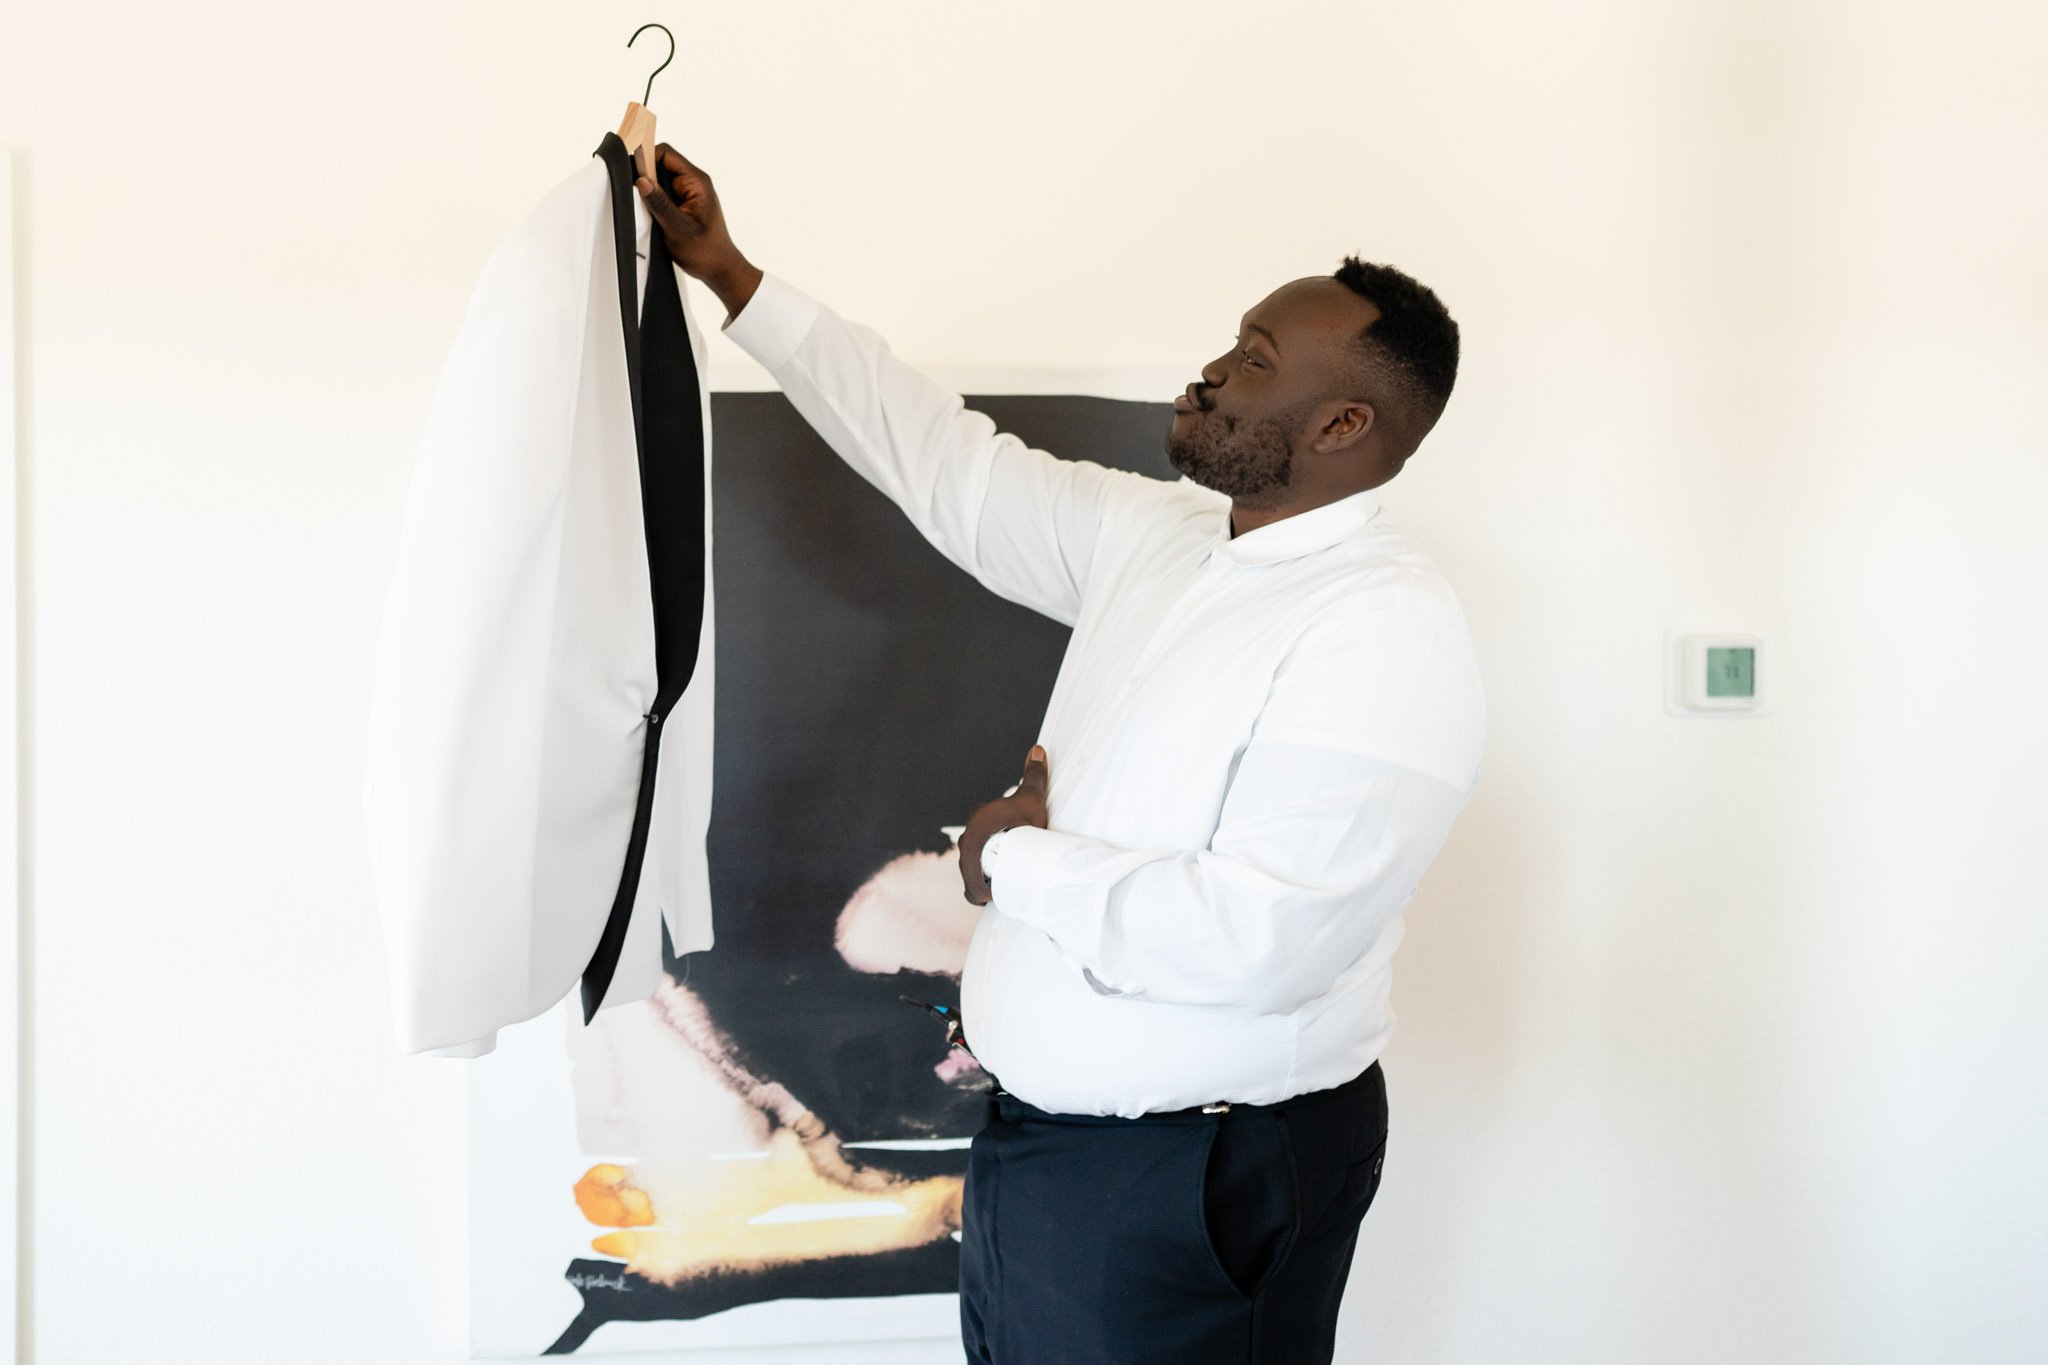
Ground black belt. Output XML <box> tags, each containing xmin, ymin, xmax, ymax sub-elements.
<box><xmin>988</xmin><ymin>1059</ymin><xmax>1383</xmax><ymax>1124</ymax></box>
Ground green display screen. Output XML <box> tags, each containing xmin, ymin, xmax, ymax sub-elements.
<box><xmin>1706</xmin><ymin>646</ymin><xmax>1756</xmax><ymax>698</ymax></box>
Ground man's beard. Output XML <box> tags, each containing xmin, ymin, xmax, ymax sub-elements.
<box><xmin>1164</xmin><ymin>402</ymin><xmax>1307</xmax><ymax>501</ymax></box>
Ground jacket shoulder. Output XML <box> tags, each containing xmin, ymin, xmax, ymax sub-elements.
<box><xmin>476</xmin><ymin>157</ymin><xmax>611</xmax><ymax>295</ymax></box>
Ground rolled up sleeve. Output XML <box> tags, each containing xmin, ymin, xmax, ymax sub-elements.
<box><xmin>722</xmin><ymin>271</ymin><xmax>1161</xmax><ymax>626</ymax></box>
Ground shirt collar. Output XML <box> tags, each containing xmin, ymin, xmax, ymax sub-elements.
<box><xmin>1186</xmin><ymin>479</ymin><xmax>1382</xmax><ymax>567</ymax></box>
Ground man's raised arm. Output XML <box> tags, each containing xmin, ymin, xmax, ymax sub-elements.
<box><xmin>640</xmin><ymin>142</ymin><xmax>1154</xmax><ymax>626</ymax></box>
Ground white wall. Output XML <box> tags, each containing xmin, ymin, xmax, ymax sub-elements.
<box><xmin>4</xmin><ymin>1</ymin><xmax>2045</xmax><ymax>1361</ymax></box>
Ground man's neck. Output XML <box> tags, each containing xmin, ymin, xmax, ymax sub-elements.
<box><xmin>1229</xmin><ymin>487</ymin><xmax>1362</xmax><ymax>538</ymax></box>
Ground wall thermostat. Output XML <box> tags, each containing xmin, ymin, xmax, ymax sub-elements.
<box><xmin>1665</xmin><ymin>632</ymin><xmax>1769</xmax><ymax>715</ymax></box>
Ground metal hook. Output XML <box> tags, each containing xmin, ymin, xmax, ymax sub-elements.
<box><xmin>627</xmin><ymin>22</ymin><xmax>675</xmax><ymax>108</ymax></box>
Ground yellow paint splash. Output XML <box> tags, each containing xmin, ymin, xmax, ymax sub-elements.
<box><xmin>578</xmin><ymin>1126</ymin><xmax>963</xmax><ymax>1284</ymax></box>
<box><xmin>572</xmin><ymin>1163</ymin><xmax>656</xmax><ymax>1228</ymax></box>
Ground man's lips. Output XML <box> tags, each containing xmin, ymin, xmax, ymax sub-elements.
<box><xmin>1173</xmin><ymin>385</ymin><xmax>1204</xmax><ymax>415</ymax></box>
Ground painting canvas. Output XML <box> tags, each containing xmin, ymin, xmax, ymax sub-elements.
<box><xmin>467</xmin><ymin>380</ymin><xmax>1177</xmax><ymax>1356</ymax></box>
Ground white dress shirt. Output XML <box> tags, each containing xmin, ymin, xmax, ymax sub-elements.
<box><xmin>722</xmin><ymin>271</ymin><xmax>1485</xmax><ymax>1118</ymax></box>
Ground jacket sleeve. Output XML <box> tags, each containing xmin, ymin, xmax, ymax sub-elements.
<box><xmin>364</xmin><ymin>228</ymin><xmax>585</xmax><ymax>1059</ymax></box>
<box><xmin>721</xmin><ymin>271</ymin><xmax>1159</xmax><ymax>626</ymax></box>
<box><xmin>985</xmin><ymin>598</ymin><xmax>1486</xmax><ymax>1015</ymax></box>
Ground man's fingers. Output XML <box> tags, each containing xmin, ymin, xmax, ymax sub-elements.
<box><xmin>636</xmin><ymin>176</ymin><xmax>692</xmax><ymax>235</ymax></box>
<box><xmin>958</xmin><ymin>838</ymin><xmax>990</xmax><ymax>905</ymax></box>
<box><xmin>634</xmin><ymin>175</ymin><xmax>671</xmax><ymax>219</ymax></box>
<box><xmin>655</xmin><ymin>142</ymin><xmax>701</xmax><ymax>177</ymax></box>
<box><xmin>1017</xmin><ymin>743</ymin><xmax>1049</xmax><ymax>792</ymax></box>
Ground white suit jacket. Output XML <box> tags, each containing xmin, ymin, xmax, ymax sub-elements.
<box><xmin>364</xmin><ymin>133</ymin><xmax>716</xmax><ymax>1058</ymax></box>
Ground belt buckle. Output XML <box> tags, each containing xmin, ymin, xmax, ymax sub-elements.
<box><xmin>1201</xmin><ymin>1101</ymin><xmax>1230</xmax><ymax>1114</ymax></box>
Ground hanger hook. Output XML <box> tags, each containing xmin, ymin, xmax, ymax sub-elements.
<box><xmin>627</xmin><ymin>22</ymin><xmax>676</xmax><ymax>108</ymax></box>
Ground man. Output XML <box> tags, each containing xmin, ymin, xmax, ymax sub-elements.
<box><xmin>637</xmin><ymin>142</ymin><xmax>1484</xmax><ymax>1363</ymax></box>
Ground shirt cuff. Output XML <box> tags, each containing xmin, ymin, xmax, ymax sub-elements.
<box><xmin>719</xmin><ymin>270</ymin><xmax>820</xmax><ymax>372</ymax></box>
<box><xmin>984</xmin><ymin>825</ymin><xmax>1148</xmax><ymax>997</ymax></box>
<box><xmin>981</xmin><ymin>826</ymin><xmax>1013</xmax><ymax>885</ymax></box>
<box><xmin>985</xmin><ymin>824</ymin><xmax>1068</xmax><ymax>921</ymax></box>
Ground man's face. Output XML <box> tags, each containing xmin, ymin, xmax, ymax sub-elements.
<box><xmin>1165</xmin><ymin>278</ymin><xmax>1379</xmax><ymax>501</ymax></box>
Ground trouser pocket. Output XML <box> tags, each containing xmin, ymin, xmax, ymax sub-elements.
<box><xmin>1195</xmin><ymin>1110</ymin><xmax>1299</xmax><ymax>1302</ymax></box>
<box><xmin>1346</xmin><ymin>1134</ymin><xmax>1389</xmax><ymax>1222</ymax></box>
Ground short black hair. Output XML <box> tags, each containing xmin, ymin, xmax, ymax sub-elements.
<box><xmin>1332</xmin><ymin>256</ymin><xmax>1460</xmax><ymax>457</ymax></box>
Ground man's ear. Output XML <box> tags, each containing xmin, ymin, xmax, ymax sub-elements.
<box><xmin>1312</xmin><ymin>401</ymin><xmax>1375</xmax><ymax>454</ymax></box>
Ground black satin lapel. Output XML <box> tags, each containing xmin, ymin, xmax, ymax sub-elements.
<box><xmin>581</xmin><ymin>132</ymin><xmax>709</xmax><ymax>1025</ymax></box>
<box><xmin>634</xmin><ymin>223</ymin><xmax>709</xmax><ymax>698</ymax></box>
<box><xmin>594</xmin><ymin>132</ymin><xmax>644</xmax><ymax>442</ymax></box>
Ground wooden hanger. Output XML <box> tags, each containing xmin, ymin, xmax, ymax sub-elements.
<box><xmin>619</xmin><ymin>22</ymin><xmax>675</xmax><ymax>184</ymax></box>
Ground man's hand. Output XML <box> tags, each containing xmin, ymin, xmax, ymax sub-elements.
<box><xmin>959</xmin><ymin>745</ymin><xmax>1050</xmax><ymax>907</ymax></box>
<box><xmin>635</xmin><ymin>142</ymin><xmax>763</xmax><ymax>320</ymax></box>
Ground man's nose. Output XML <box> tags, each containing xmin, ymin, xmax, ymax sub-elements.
<box><xmin>1199</xmin><ymin>359</ymin><xmax>1228</xmax><ymax>389</ymax></box>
